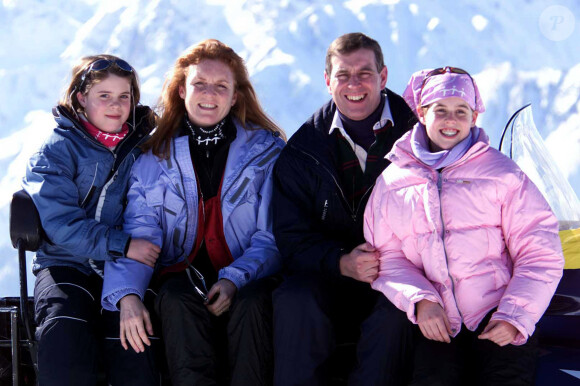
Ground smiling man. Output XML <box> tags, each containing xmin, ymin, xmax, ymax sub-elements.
<box><xmin>272</xmin><ymin>33</ymin><xmax>417</xmax><ymax>385</ymax></box>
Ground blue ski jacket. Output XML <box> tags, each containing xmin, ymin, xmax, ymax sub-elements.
<box><xmin>102</xmin><ymin>121</ymin><xmax>284</xmax><ymax>310</ymax></box>
<box><xmin>23</xmin><ymin>105</ymin><xmax>153</xmax><ymax>275</ymax></box>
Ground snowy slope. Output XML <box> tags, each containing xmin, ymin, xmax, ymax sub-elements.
<box><xmin>1</xmin><ymin>0</ymin><xmax>579</xmax><ymax>296</ymax></box>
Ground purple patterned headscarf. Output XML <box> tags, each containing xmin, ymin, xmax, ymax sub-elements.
<box><xmin>402</xmin><ymin>67</ymin><xmax>485</xmax><ymax>117</ymax></box>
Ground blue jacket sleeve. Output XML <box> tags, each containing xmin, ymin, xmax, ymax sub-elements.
<box><xmin>218</xmin><ymin>159</ymin><xmax>282</xmax><ymax>288</ymax></box>
<box><xmin>102</xmin><ymin>157</ymin><xmax>162</xmax><ymax>311</ymax></box>
<box><xmin>23</xmin><ymin>140</ymin><xmax>129</xmax><ymax>262</ymax></box>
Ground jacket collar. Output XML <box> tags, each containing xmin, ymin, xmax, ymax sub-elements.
<box><xmin>288</xmin><ymin>88</ymin><xmax>412</xmax><ymax>175</ymax></box>
<box><xmin>388</xmin><ymin>126</ymin><xmax>491</xmax><ymax>170</ymax></box>
<box><xmin>52</xmin><ymin>105</ymin><xmax>153</xmax><ymax>148</ymax></box>
<box><xmin>328</xmin><ymin>91</ymin><xmax>394</xmax><ymax>136</ymax></box>
<box><xmin>158</xmin><ymin>119</ymin><xmax>280</xmax><ymax>194</ymax></box>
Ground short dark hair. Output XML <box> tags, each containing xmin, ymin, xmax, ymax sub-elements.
<box><xmin>325</xmin><ymin>32</ymin><xmax>385</xmax><ymax>75</ymax></box>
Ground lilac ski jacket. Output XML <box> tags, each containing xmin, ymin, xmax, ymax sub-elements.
<box><xmin>102</xmin><ymin>121</ymin><xmax>284</xmax><ymax>310</ymax></box>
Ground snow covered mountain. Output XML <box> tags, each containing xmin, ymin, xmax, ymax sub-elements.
<box><xmin>1</xmin><ymin>0</ymin><xmax>579</xmax><ymax>296</ymax></box>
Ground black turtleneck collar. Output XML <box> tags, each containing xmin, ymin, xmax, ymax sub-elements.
<box><xmin>185</xmin><ymin>114</ymin><xmax>236</xmax><ymax>199</ymax></box>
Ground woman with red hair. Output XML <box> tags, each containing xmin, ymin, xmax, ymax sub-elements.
<box><xmin>102</xmin><ymin>39</ymin><xmax>286</xmax><ymax>385</ymax></box>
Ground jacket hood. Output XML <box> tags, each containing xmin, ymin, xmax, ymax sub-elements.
<box><xmin>52</xmin><ymin>105</ymin><xmax>81</xmax><ymax>130</ymax></box>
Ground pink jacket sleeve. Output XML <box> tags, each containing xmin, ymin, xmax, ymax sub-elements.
<box><xmin>365</xmin><ymin>177</ymin><xmax>443</xmax><ymax>324</ymax></box>
<box><xmin>492</xmin><ymin>172</ymin><xmax>564</xmax><ymax>345</ymax></box>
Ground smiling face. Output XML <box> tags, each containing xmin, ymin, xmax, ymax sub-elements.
<box><xmin>77</xmin><ymin>74</ymin><xmax>132</xmax><ymax>133</ymax></box>
<box><xmin>324</xmin><ymin>48</ymin><xmax>387</xmax><ymax>121</ymax></box>
<box><xmin>418</xmin><ymin>96</ymin><xmax>478</xmax><ymax>152</ymax></box>
<box><xmin>179</xmin><ymin>59</ymin><xmax>237</xmax><ymax>127</ymax></box>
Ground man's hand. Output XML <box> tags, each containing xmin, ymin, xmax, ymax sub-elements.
<box><xmin>416</xmin><ymin>299</ymin><xmax>452</xmax><ymax>343</ymax></box>
<box><xmin>339</xmin><ymin>242</ymin><xmax>379</xmax><ymax>283</ymax></box>
<box><xmin>126</xmin><ymin>238</ymin><xmax>161</xmax><ymax>268</ymax></box>
<box><xmin>206</xmin><ymin>279</ymin><xmax>237</xmax><ymax>316</ymax></box>
<box><xmin>478</xmin><ymin>320</ymin><xmax>518</xmax><ymax>346</ymax></box>
<box><xmin>119</xmin><ymin>294</ymin><xmax>153</xmax><ymax>353</ymax></box>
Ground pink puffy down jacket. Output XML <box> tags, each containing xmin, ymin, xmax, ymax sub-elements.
<box><xmin>364</xmin><ymin>128</ymin><xmax>564</xmax><ymax>345</ymax></box>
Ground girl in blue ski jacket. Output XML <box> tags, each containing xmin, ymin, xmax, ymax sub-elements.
<box><xmin>102</xmin><ymin>39</ymin><xmax>286</xmax><ymax>386</ymax></box>
<box><xmin>22</xmin><ymin>55</ymin><xmax>160</xmax><ymax>385</ymax></box>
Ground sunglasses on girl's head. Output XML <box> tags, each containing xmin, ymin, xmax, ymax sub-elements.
<box><xmin>426</xmin><ymin>66</ymin><xmax>470</xmax><ymax>78</ymax></box>
<box><xmin>78</xmin><ymin>58</ymin><xmax>134</xmax><ymax>91</ymax></box>
<box><xmin>421</xmin><ymin>66</ymin><xmax>472</xmax><ymax>88</ymax></box>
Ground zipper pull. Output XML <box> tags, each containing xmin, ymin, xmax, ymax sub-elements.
<box><xmin>321</xmin><ymin>200</ymin><xmax>329</xmax><ymax>221</ymax></box>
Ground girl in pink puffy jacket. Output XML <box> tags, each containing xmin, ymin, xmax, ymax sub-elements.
<box><xmin>363</xmin><ymin>67</ymin><xmax>564</xmax><ymax>385</ymax></box>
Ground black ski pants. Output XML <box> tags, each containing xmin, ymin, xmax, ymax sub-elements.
<box><xmin>410</xmin><ymin>309</ymin><xmax>538</xmax><ymax>386</ymax></box>
<box><xmin>34</xmin><ymin>266</ymin><xmax>160</xmax><ymax>386</ymax></box>
<box><xmin>273</xmin><ymin>273</ymin><xmax>414</xmax><ymax>386</ymax></box>
<box><xmin>154</xmin><ymin>271</ymin><xmax>279</xmax><ymax>386</ymax></box>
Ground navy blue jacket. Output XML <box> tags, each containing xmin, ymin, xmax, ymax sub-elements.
<box><xmin>272</xmin><ymin>89</ymin><xmax>416</xmax><ymax>277</ymax></box>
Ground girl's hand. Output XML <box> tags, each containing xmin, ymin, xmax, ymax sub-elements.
<box><xmin>416</xmin><ymin>299</ymin><xmax>453</xmax><ymax>343</ymax></box>
<box><xmin>126</xmin><ymin>238</ymin><xmax>160</xmax><ymax>267</ymax></box>
<box><xmin>206</xmin><ymin>279</ymin><xmax>237</xmax><ymax>316</ymax></box>
<box><xmin>478</xmin><ymin>320</ymin><xmax>518</xmax><ymax>346</ymax></box>
<box><xmin>119</xmin><ymin>294</ymin><xmax>154</xmax><ymax>353</ymax></box>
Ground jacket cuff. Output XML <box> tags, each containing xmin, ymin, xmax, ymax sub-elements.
<box><xmin>102</xmin><ymin>288</ymin><xmax>142</xmax><ymax>311</ymax></box>
<box><xmin>218</xmin><ymin>266</ymin><xmax>248</xmax><ymax>289</ymax></box>
<box><xmin>407</xmin><ymin>293</ymin><xmax>442</xmax><ymax>324</ymax></box>
<box><xmin>101</xmin><ymin>260</ymin><xmax>153</xmax><ymax>311</ymax></box>
<box><xmin>323</xmin><ymin>247</ymin><xmax>344</xmax><ymax>277</ymax></box>
<box><xmin>107</xmin><ymin>229</ymin><xmax>130</xmax><ymax>261</ymax></box>
<box><xmin>489</xmin><ymin>314</ymin><xmax>530</xmax><ymax>345</ymax></box>
<box><xmin>124</xmin><ymin>237</ymin><xmax>132</xmax><ymax>255</ymax></box>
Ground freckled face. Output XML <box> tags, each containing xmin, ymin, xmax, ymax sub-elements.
<box><xmin>324</xmin><ymin>48</ymin><xmax>387</xmax><ymax>121</ymax></box>
<box><xmin>418</xmin><ymin>96</ymin><xmax>478</xmax><ymax>152</ymax></box>
<box><xmin>179</xmin><ymin>59</ymin><xmax>238</xmax><ymax>127</ymax></box>
<box><xmin>77</xmin><ymin>74</ymin><xmax>132</xmax><ymax>133</ymax></box>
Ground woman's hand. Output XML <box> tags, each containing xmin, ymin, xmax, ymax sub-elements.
<box><xmin>206</xmin><ymin>279</ymin><xmax>237</xmax><ymax>316</ymax></box>
<box><xmin>416</xmin><ymin>299</ymin><xmax>453</xmax><ymax>343</ymax></box>
<box><xmin>119</xmin><ymin>294</ymin><xmax>153</xmax><ymax>353</ymax></box>
<box><xmin>126</xmin><ymin>238</ymin><xmax>160</xmax><ymax>268</ymax></box>
<box><xmin>478</xmin><ymin>320</ymin><xmax>518</xmax><ymax>346</ymax></box>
